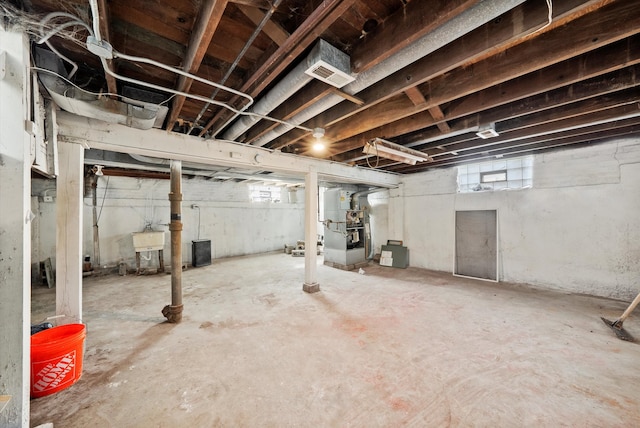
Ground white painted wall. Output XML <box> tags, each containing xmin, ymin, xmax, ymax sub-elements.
<box><xmin>32</xmin><ymin>175</ymin><xmax>305</xmax><ymax>270</ymax></box>
<box><xmin>369</xmin><ymin>138</ymin><xmax>640</xmax><ymax>301</ymax></box>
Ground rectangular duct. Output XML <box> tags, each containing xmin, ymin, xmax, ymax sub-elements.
<box><xmin>304</xmin><ymin>39</ymin><xmax>355</xmax><ymax>88</ymax></box>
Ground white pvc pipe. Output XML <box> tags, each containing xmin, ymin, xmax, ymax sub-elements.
<box><xmin>88</xmin><ymin>0</ymin><xmax>102</xmax><ymax>42</ymax></box>
<box><xmin>100</xmin><ymin>57</ymin><xmax>314</xmax><ymax>134</ymax></box>
<box><xmin>114</xmin><ymin>52</ymin><xmax>254</xmax><ymax>106</ymax></box>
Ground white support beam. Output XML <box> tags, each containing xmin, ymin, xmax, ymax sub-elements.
<box><xmin>0</xmin><ymin>28</ymin><xmax>31</xmax><ymax>428</ymax></box>
<box><xmin>56</xmin><ymin>140</ymin><xmax>84</xmax><ymax>322</ymax></box>
<box><xmin>55</xmin><ymin>112</ymin><xmax>400</xmax><ymax>189</ymax></box>
<box><xmin>303</xmin><ymin>168</ymin><xmax>320</xmax><ymax>293</ymax></box>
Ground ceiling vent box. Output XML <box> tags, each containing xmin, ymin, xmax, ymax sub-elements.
<box><xmin>476</xmin><ymin>123</ymin><xmax>499</xmax><ymax>139</ymax></box>
<box><xmin>305</xmin><ymin>39</ymin><xmax>355</xmax><ymax>88</ymax></box>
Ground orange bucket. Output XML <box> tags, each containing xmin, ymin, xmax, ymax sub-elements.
<box><xmin>30</xmin><ymin>323</ymin><xmax>86</xmax><ymax>398</ymax></box>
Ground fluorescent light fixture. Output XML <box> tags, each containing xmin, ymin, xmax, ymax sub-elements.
<box><xmin>476</xmin><ymin>123</ymin><xmax>499</xmax><ymax>139</ymax></box>
<box><xmin>362</xmin><ymin>138</ymin><xmax>431</xmax><ymax>165</ymax></box>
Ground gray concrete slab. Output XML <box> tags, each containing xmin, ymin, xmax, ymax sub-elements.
<box><xmin>30</xmin><ymin>252</ymin><xmax>640</xmax><ymax>427</ymax></box>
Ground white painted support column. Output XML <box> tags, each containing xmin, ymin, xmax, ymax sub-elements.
<box><xmin>303</xmin><ymin>168</ymin><xmax>320</xmax><ymax>293</ymax></box>
<box><xmin>56</xmin><ymin>141</ymin><xmax>84</xmax><ymax>322</ymax></box>
<box><xmin>0</xmin><ymin>28</ymin><xmax>31</xmax><ymax>428</ymax></box>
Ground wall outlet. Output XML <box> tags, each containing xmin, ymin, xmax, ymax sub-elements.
<box><xmin>43</xmin><ymin>195</ymin><xmax>54</xmax><ymax>202</ymax></box>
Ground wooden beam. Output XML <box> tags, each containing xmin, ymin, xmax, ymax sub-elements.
<box><xmin>166</xmin><ymin>0</ymin><xmax>229</xmax><ymax>131</ymax></box>
<box><xmin>56</xmin><ymin>111</ymin><xmax>400</xmax><ymax>188</ymax></box>
<box><xmin>228</xmin><ymin>0</ymin><xmax>271</xmax><ymax>9</ymax></box>
<box><xmin>371</xmin><ymin>40</ymin><xmax>640</xmax><ymax>152</ymax></box>
<box><xmin>405</xmin><ymin>87</ymin><xmax>451</xmax><ymax>133</ymax></box>
<box><xmin>428</xmin><ymin>106</ymin><xmax>452</xmax><ymax>133</ymax></box>
<box><xmin>236</xmin><ymin>4</ymin><xmax>289</xmax><ymax>46</ymax></box>
<box><xmin>111</xmin><ymin>19</ymin><xmax>186</xmax><ymax>58</ymax></box>
<box><xmin>331</xmin><ymin>88</ymin><xmax>364</xmax><ymax>106</ymax></box>
<box><xmin>108</xmin><ymin>2</ymin><xmax>191</xmax><ymax>45</ymax></box>
<box><xmin>498</xmin><ymin>88</ymin><xmax>640</xmax><ymax>133</ymax></box>
<box><xmin>200</xmin><ymin>0</ymin><xmax>356</xmax><ymax>136</ymax></box>
<box><xmin>391</xmin><ymin>117</ymin><xmax>640</xmax><ymax>172</ymax></box>
<box><xmin>351</xmin><ymin>0</ymin><xmax>480</xmax><ymax>73</ymax></box>
<box><xmin>97</xmin><ymin>0</ymin><xmax>118</xmax><ymax>97</ymax></box>
<box><xmin>419</xmin><ymin>97</ymin><xmax>640</xmax><ymax>159</ymax></box>
<box><xmin>267</xmin><ymin>0</ymin><xmax>606</xmax><ymax>149</ymax></box>
<box><xmin>334</xmin><ymin>66</ymin><xmax>640</xmax><ymax>163</ymax></box>
<box><xmin>403</xmin><ymin>86</ymin><xmax>427</xmax><ymax>107</ymax></box>
<box><xmin>299</xmin><ymin>0</ymin><xmax>640</xmax><ymax>157</ymax></box>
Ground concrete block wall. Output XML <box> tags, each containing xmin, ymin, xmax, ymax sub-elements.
<box><xmin>32</xmin><ymin>176</ymin><xmax>305</xmax><ymax>271</ymax></box>
<box><xmin>368</xmin><ymin>138</ymin><xmax>640</xmax><ymax>300</ymax></box>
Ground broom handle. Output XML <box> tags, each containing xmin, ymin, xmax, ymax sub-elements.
<box><xmin>618</xmin><ymin>291</ymin><xmax>640</xmax><ymax>322</ymax></box>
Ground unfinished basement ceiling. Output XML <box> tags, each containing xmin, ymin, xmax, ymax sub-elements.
<box><xmin>8</xmin><ymin>0</ymin><xmax>640</xmax><ymax>173</ymax></box>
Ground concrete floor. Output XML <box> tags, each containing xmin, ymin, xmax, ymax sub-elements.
<box><xmin>30</xmin><ymin>252</ymin><xmax>640</xmax><ymax>427</ymax></box>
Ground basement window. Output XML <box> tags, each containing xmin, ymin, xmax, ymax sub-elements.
<box><xmin>249</xmin><ymin>185</ymin><xmax>282</xmax><ymax>203</ymax></box>
<box><xmin>457</xmin><ymin>156</ymin><xmax>533</xmax><ymax>192</ymax></box>
<box><xmin>481</xmin><ymin>170</ymin><xmax>507</xmax><ymax>183</ymax></box>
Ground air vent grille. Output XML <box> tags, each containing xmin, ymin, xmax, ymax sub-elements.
<box><xmin>476</xmin><ymin>129</ymin><xmax>499</xmax><ymax>139</ymax></box>
<box><xmin>310</xmin><ymin>64</ymin><xmax>334</xmax><ymax>79</ymax></box>
<box><xmin>304</xmin><ymin>40</ymin><xmax>355</xmax><ymax>88</ymax></box>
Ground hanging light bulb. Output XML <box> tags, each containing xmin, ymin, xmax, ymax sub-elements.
<box><xmin>312</xmin><ymin>127</ymin><xmax>326</xmax><ymax>151</ymax></box>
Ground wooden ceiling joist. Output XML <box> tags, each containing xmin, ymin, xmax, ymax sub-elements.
<box><xmin>96</xmin><ymin>0</ymin><xmax>118</xmax><ymax>97</ymax></box>
<box><xmin>265</xmin><ymin>0</ymin><xmax>599</xmax><ymax>151</ymax></box>
<box><xmin>334</xmin><ymin>66</ymin><xmax>640</xmax><ymax>164</ymax></box>
<box><xmin>305</xmin><ymin>1</ymin><xmax>640</xmax><ymax>158</ymax></box>
<box><xmin>200</xmin><ymin>0</ymin><xmax>357</xmax><ymax>136</ymax></box>
<box><xmin>236</xmin><ymin>4</ymin><xmax>289</xmax><ymax>46</ymax></box>
<box><xmin>165</xmin><ymin>0</ymin><xmax>229</xmax><ymax>131</ymax></box>
<box><xmin>351</xmin><ymin>0</ymin><xmax>480</xmax><ymax>73</ymax></box>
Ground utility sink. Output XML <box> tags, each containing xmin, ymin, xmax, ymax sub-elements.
<box><xmin>132</xmin><ymin>231</ymin><xmax>165</xmax><ymax>252</ymax></box>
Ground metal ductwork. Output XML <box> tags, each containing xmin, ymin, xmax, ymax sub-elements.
<box><xmin>47</xmin><ymin>91</ymin><xmax>160</xmax><ymax>130</ymax></box>
<box><xmin>250</xmin><ymin>0</ymin><xmax>527</xmax><ymax>147</ymax></box>
<box><xmin>35</xmin><ymin>47</ymin><xmax>167</xmax><ymax>130</ymax></box>
<box><xmin>303</xmin><ymin>39</ymin><xmax>355</xmax><ymax>88</ymax></box>
<box><xmin>222</xmin><ymin>39</ymin><xmax>354</xmax><ymax>142</ymax></box>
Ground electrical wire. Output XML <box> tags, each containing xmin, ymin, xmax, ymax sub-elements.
<box><xmin>32</xmin><ymin>6</ymin><xmax>313</xmax><ymax>137</ymax></box>
<box><xmin>88</xmin><ymin>0</ymin><xmax>103</xmax><ymax>42</ymax></box>
<box><xmin>113</xmin><ymin>52</ymin><xmax>254</xmax><ymax>107</ymax></box>
<box><xmin>531</xmin><ymin>0</ymin><xmax>553</xmax><ymax>36</ymax></box>
<box><xmin>99</xmin><ymin>56</ymin><xmax>316</xmax><ymax>133</ymax></box>
<box><xmin>365</xmin><ymin>140</ymin><xmax>381</xmax><ymax>169</ymax></box>
<box><xmin>194</xmin><ymin>206</ymin><xmax>201</xmax><ymax>240</ymax></box>
<box><xmin>96</xmin><ymin>176</ymin><xmax>109</xmax><ymax>224</ymax></box>
<box><xmin>194</xmin><ymin>0</ymin><xmax>285</xmax><ymax>137</ymax></box>
<box><xmin>38</xmin><ymin>15</ymin><xmax>93</xmax><ymax>44</ymax></box>
<box><xmin>85</xmin><ymin>0</ymin><xmax>318</xmax><ymax>136</ymax></box>
<box><xmin>38</xmin><ymin>13</ymin><xmax>95</xmax><ymax>79</ymax></box>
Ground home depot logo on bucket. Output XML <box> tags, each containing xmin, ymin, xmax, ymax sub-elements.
<box><xmin>31</xmin><ymin>350</ymin><xmax>77</xmax><ymax>394</ymax></box>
